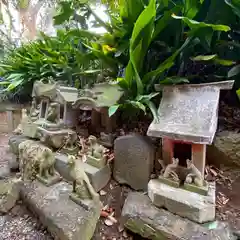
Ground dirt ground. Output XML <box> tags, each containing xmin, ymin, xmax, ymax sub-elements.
<box><xmin>0</xmin><ymin>133</ymin><xmax>240</xmax><ymax>240</ymax></box>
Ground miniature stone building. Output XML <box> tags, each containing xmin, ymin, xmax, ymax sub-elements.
<box><xmin>23</xmin><ymin>81</ymin><xmax>79</xmax><ymax>150</ymax></box>
<box><xmin>73</xmin><ymin>83</ymin><xmax>124</xmax><ymax>147</ymax></box>
<box><xmin>148</xmin><ymin>81</ymin><xmax>235</xmax><ymax>175</ymax></box>
<box><xmin>146</xmin><ymin>80</ymin><xmax>234</xmax><ymax>223</ymax></box>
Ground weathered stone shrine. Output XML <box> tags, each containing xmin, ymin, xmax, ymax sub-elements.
<box><xmin>22</xmin><ymin>81</ymin><xmax>79</xmax><ymax>151</ymax></box>
<box><xmin>146</xmin><ymin>81</ymin><xmax>234</xmax><ymax>224</ymax></box>
<box><xmin>73</xmin><ymin>82</ymin><xmax>124</xmax><ymax>147</ymax></box>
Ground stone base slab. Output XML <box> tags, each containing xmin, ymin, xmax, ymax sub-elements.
<box><xmin>121</xmin><ymin>192</ymin><xmax>236</xmax><ymax>240</ymax></box>
<box><xmin>20</xmin><ymin>180</ymin><xmax>100</xmax><ymax>240</ymax></box>
<box><xmin>55</xmin><ymin>153</ymin><xmax>111</xmax><ymax>192</ymax></box>
<box><xmin>148</xmin><ymin>179</ymin><xmax>215</xmax><ymax>223</ymax></box>
<box><xmin>36</xmin><ymin>174</ymin><xmax>62</xmax><ymax>187</ymax></box>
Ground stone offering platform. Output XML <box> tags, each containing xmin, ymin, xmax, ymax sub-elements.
<box><xmin>20</xmin><ymin>180</ymin><xmax>100</xmax><ymax>240</ymax></box>
<box><xmin>121</xmin><ymin>192</ymin><xmax>236</xmax><ymax>240</ymax></box>
<box><xmin>55</xmin><ymin>153</ymin><xmax>111</xmax><ymax>192</ymax></box>
<box><xmin>148</xmin><ymin>179</ymin><xmax>215</xmax><ymax>223</ymax></box>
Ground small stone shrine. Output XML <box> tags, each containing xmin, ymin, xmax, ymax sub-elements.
<box><xmin>73</xmin><ymin>82</ymin><xmax>124</xmax><ymax>147</ymax></box>
<box><xmin>22</xmin><ymin>80</ymin><xmax>79</xmax><ymax>152</ymax></box>
<box><xmin>147</xmin><ymin>81</ymin><xmax>234</xmax><ymax>223</ymax></box>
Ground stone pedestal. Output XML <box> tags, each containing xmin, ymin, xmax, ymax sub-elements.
<box><xmin>86</xmin><ymin>155</ymin><xmax>107</xmax><ymax>169</ymax></box>
<box><xmin>148</xmin><ymin>179</ymin><xmax>215</xmax><ymax>223</ymax></box>
<box><xmin>121</xmin><ymin>192</ymin><xmax>235</xmax><ymax>240</ymax></box>
<box><xmin>55</xmin><ymin>153</ymin><xmax>111</xmax><ymax>192</ymax></box>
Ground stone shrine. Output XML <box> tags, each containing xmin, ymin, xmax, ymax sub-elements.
<box><xmin>147</xmin><ymin>81</ymin><xmax>234</xmax><ymax>223</ymax></box>
<box><xmin>22</xmin><ymin>80</ymin><xmax>79</xmax><ymax>151</ymax></box>
<box><xmin>73</xmin><ymin>82</ymin><xmax>124</xmax><ymax>147</ymax></box>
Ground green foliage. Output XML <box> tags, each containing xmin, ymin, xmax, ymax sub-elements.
<box><xmin>0</xmin><ymin>29</ymin><xmax>113</xmax><ymax>99</ymax></box>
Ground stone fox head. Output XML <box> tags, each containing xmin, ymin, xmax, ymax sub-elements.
<box><xmin>67</xmin><ymin>155</ymin><xmax>76</xmax><ymax>167</ymax></box>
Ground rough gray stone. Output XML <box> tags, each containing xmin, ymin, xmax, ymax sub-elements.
<box><xmin>8</xmin><ymin>135</ymin><xmax>29</xmax><ymax>155</ymax></box>
<box><xmin>113</xmin><ymin>134</ymin><xmax>154</xmax><ymax>190</ymax></box>
<box><xmin>121</xmin><ymin>192</ymin><xmax>236</xmax><ymax>240</ymax></box>
<box><xmin>20</xmin><ymin>180</ymin><xmax>100</xmax><ymax>240</ymax></box>
<box><xmin>207</xmin><ymin>131</ymin><xmax>240</xmax><ymax>167</ymax></box>
<box><xmin>148</xmin><ymin>179</ymin><xmax>215</xmax><ymax>223</ymax></box>
<box><xmin>4</xmin><ymin>148</ymin><xmax>19</xmax><ymax>171</ymax></box>
<box><xmin>0</xmin><ymin>178</ymin><xmax>21</xmax><ymax>213</ymax></box>
<box><xmin>55</xmin><ymin>153</ymin><xmax>111</xmax><ymax>192</ymax></box>
<box><xmin>0</xmin><ymin>165</ymin><xmax>10</xmax><ymax>179</ymax></box>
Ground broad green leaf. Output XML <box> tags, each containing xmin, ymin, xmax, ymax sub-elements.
<box><xmin>126</xmin><ymin>100</ymin><xmax>146</xmax><ymax>113</ymax></box>
<box><xmin>191</xmin><ymin>54</ymin><xmax>217</xmax><ymax>61</ymax></box>
<box><xmin>53</xmin><ymin>2</ymin><xmax>74</xmax><ymax>25</ymax></box>
<box><xmin>184</xmin><ymin>0</ymin><xmax>203</xmax><ymax>19</ymax></box>
<box><xmin>214</xmin><ymin>58</ymin><xmax>236</xmax><ymax>66</ymax></box>
<box><xmin>108</xmin><ymin>105</ymin><xmax>120</xmax><ymax>117</ymax></box>
<box><xmin>130</xmin><ymin>41</ymin><xmax>144</xmax><ymax>94</ymax></box>
<box><xmin>6</xmin><ymin>79</ymin><xmax>24</xmax><ymax>91</ymax></box>
<box><xmin>144</xmin><ymin>100</ymin><xmax>159</xmax><ymax>121</ymax></box>
<box><xmin>153</xmin><ymin>6</ymin><xmax>181</xmax><ymax>40</ymax></box>
<box><xmin>172</xmin><ymin>15</ymin><xmax>231</xmax><ymax>32</ymax></box>
<box><xmin>143</xmin><ymin>37</ymin><xmax>192</xmax><ymax>82</ymax></box>
<box><xmin>228</xmin><ymin>64</ymin><xmax>240</xmax><ymax>78</ymax></box>
<box><xmin>136</xmin><ymin>92</ymin><xmax>159</xmax><ymax>101</ymax></box>
<box><xmin>237</xmin><ymin>89</ymin><xmax>240</xmax><ymax>101</ymax></box>
<box><xmin>224</xmin><ymin>0</ymin><xmax>240</xmax><ymax>18</ymax></box>
<box><xmin>130</xmin><ymin>0</ymin><xmax>156</xmax><ymax>49</ymax></box>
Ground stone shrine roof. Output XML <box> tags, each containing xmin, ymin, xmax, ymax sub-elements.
<box><xmin>72</xmin><ymin>83</ymin><xmax>124</xmax><ymax>109</ymax></box>
<box><xmin>57</xmin><ymin>86</ymin><xmax>79</xmax><ymax>103</ymax></box>
<box><xmin>147</xmin><ymin>81</ymin><xmax>234</xmax><ymax>144</ymax></box>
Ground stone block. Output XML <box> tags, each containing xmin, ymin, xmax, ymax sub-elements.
<box><xmin>207</xmin><ymin>131</ymin><xmax>240</xmax><ymax>168</ymax></box>
<box><xmin>55</xmin><ymin>153</ymin><xmax>111</xmax><ymax>192</ymax></box>
<box><xmin>113</xmin><ymin>134</ymin><xmax>154</xmax><ymax>190</ymax></box>
<box><xmin>8</xmin><ymin>135</ymin><xmax>29</xmax><ymax>155</ymax></box>
<box><xmin>148</xmin><ymin>179</ymin><xmax>215</xmax><ymax>223</ymax></box>
<box><xmin>86</xmin><ymin>155</ymin><xmax>106</xmax><ymax>169</ymax></box>
<box><xmin>0</xmin><ymin>178</ymin><xmax>21</xmax><ymax>213</ymax></box>
<box><xmin>121</xmin><ymin>192</ymin><xmax>236</xmax><ymax>240</ymax></box>
<box><xmin>20</xmin><ymin>181</ymin><xmax>100</xmax><ymax>240</ymax></box>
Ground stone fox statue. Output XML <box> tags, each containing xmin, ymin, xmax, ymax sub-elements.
<box><xmin>18</xmin><ymin>140</ymin><xmax>55</xmax><ymax>180</ymax></box>
<box><xmin>67</xmin><ymin>155</ymin><xmax>99</xmax><ymax>201</ymax></box>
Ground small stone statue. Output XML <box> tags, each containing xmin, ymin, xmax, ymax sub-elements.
<box><xmin>88</xmin><ymin>135</ymin><xmax>106</xmax><ymax>159</ymax></box>
<box><xmin>46</xmin><ymin>102</ymin><xmax>60</xmax><ymax>124</ymax></box>
<box><xmin>185</xmin><ymin>159</ymin><xmax>204</xmax><ymax>187</ymax></box>
<box><xmin>30</xmin><ymin>98</ymin><xmax>40</xmax><ymax>121</ymax></box>
<box><xmin>63</xmin><ymin>132</ymin><xmax>77</xmax><ymax>150</ymax></box>
<box><xmin>86</xmin><ymin>135</ymin><xmax>107</xmax><ymax>168</ymax></box>
<box><xmin>68</xmin><ymin>155</ymin><xmax>99</xmax><ymax>207</ymax></box>
<box><xmin>18</xmin><ymin>140</ymin><xmax>61</xmax><ymax>186</ymax></box>
<box><xmin>160</xmin><ymin>158</ymin><xmax>180</xmax><ymax>182</ymax></box>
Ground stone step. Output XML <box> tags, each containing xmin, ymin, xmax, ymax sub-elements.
<box><xmin>20</xmin><ymin>181</ymin><xmax>100</xmax><ymax>240</ymax></box>
<box><xmin>121</xmin><ymin>192</ymin><xmax>236</xmax><ymax>240</ymax></box>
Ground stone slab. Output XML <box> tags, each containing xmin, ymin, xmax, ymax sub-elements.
<box><xmin>121</xmin><ymin>192</ymin><xmax>236</xmax><ymax>240</ymax></box>
<box><xmin>55</xmin><ymin>153</ymin><xmax>111</xmax><ymax>192</ymax></box>
<box><xmin>148</xmin><ymin>179</ymin><xmax>215</xmax><ymax>223</ymax></box>
<box><xmin>113</xmin><ymin>134</ymin><xmax>154</xmax><ymax>190</ymax></box>
<box><xmin>147</xmin><ymin>84</ymin><xmax>222</xmax><ymax>144</ymax></box>
<box><xmin>20</xmin><ymin>180</ymin><xmax>100</xmax><ymax>240</ymax></box>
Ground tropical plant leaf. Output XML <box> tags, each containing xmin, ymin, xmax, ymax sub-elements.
<box><xmin>191</xmin><ymin>54</ymin><xmax>217</xmax><ymax>61</ymax></box>
<box><xmin>108</xmin><ymin>104</ymin><xmax>120</xmax><ymax>117</ymax></box>
<box><xmin>228</xmin><ymin>64</ymin><xmax>240</xmax><ymax>77</ymax></box>
<box><xmin>172</xmin><ymin>15</ymin><xmax>231</xmax><ymax>32</ymax></box>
